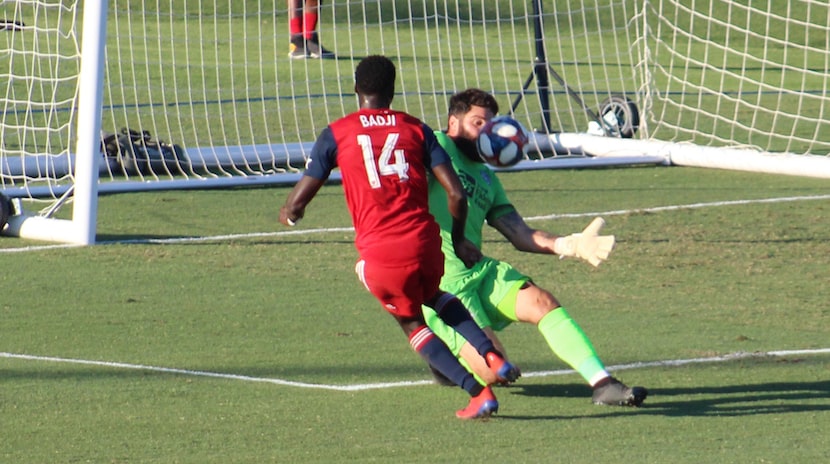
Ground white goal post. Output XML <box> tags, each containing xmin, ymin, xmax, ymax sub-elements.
<box><xmin>2</xmin><ymin>1</ymin><xmax>830</xmax><ymax>244</ymax></box>
<box><xmin>1</xmin><ymin>0</ymin><xmax>106</xmax><ymax>245</ymax></box>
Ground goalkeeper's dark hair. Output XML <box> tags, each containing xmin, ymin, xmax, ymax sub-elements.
<box><xmin>448</xmin><ymin>88</ymin><xmax>499</xmax><ymax>118</ymax></box>
<box><xmin>355</xmin><ymin>55</ymin><xmax>396</xmax><ymax>100</ymax></box>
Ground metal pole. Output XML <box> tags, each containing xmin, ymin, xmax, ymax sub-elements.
<box><xmin>531</xmin><ymin>0</ymin><xmax>552</xmax><ymax>132</ymax></box>
<box><xmin>72</xmin><ymin>0</ymin><xmax>108</xmax><ymax>244</ymax></box>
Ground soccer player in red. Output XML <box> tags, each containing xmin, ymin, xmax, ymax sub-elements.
<box><xmin>279</xmin><ymin>55</ymin><xmax>520</xmax><ymax>419</ymax></box>
<box><xmin>286</xmin><ymin>0</ymin><xmax>334</xmax><ymax>59</ymax></box>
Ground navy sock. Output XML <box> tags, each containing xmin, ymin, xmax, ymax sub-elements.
<box><xmin>409</xmin><ymin>325</ymin><xmax>483</xmax><ymax>396</ymax></box>
<box><xmin>431</xmin><ymin>293</ymin><xmax>496</xmax><ymax>358</ymax></box>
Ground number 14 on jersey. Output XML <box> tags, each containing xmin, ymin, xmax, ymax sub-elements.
<box><xmin>358</xmin><ymin>133</ymin><xmax>410</xmax><ymax>188</ymax></box>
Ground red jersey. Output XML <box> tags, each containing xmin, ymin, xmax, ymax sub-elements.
<box><xmin>305</xmin><ymin>108</ymin><xmax>452</xmax><ymax>265</ymax></box>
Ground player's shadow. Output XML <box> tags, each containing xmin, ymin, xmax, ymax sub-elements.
<box><xmin>499</xmin><ymin>380</ymin><xmax>830</xmax><ymax>420</ymax></box>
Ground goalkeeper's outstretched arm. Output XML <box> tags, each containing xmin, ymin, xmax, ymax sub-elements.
<box><xmin>489</xmin><ymin>212</ymin><xmax>615</xmax><ymax>267</ymax></box>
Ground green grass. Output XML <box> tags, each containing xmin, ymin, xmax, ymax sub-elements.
<box><xmin>4</xmin><ymin>2</ymin><xmax>829</xmax><ymax>460</ymax></box>
<box><xmin>2</xmin><ymin>166</ymin><xmax>829</xmax><ymax>462</ymax></box>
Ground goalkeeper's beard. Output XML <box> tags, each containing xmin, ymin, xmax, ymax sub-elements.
<box><xmin>452</xmin><ymin>135</ymin><xmax>483</xmax><ymax>163</ymax></box>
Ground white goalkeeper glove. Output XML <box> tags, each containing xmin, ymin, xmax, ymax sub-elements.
<box><xmin>552</xmin><ymin>217</ymin><xmax>615</xmax><ymax>267</ymax></box>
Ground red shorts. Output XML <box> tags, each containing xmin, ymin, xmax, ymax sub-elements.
<box><xmin>355</xmin><ymin>246</ymin><xmax>444</xmax><ymax>319</ymax></box>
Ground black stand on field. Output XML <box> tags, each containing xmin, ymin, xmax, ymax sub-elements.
<box><xmin>510</xmin><ymin>0</ymin><xmax>638</xmax><ymax>137</ymax></box>
<box><xmin>511</xmin><ymin>0</ymin><xmax>602</xmax><ymax>133</ymax></box>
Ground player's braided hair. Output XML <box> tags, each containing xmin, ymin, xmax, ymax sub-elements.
<box><xmin>447</xmin><ymin>88</ymin><xmax>499</xmax><ymax>117</ymax></box>
<box><xmin>355</xmin><ymin>55</ymin><xmax>396</xmax><ymax>100</ymax></box>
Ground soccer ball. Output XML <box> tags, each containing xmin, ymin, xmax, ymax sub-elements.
<box><xmin>475</xmin><ymin>116</ymin><xmax>529</xmax><ymax>167</ymax></box>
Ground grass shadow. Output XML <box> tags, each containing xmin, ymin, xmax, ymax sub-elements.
<box><xmin>502</xmin><ymin>380</ymin><xmax>830</xmax><ymax>420</ymax></box>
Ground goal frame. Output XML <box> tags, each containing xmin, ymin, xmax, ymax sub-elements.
<box><xmin>3</xmin><ymin>0</ymin><xmax>106</xmax><ymax>245</ymax></box>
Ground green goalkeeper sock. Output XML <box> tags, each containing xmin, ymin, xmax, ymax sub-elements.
<box><xmin>537</xmin><ymin>307</ymin><xmax>609</xmax><ymax>386</ymax></box>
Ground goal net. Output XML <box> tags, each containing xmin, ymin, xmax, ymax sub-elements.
<box><xmin>2</xmin><ymin>0</ymin><xmax>830</xmax><ymax>244</ymax></box>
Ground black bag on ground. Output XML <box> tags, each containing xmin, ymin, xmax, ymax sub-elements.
<box><xmin>101</xmin><ymin>128</ymin><xmax>188</xmax><ymax>175</ymax></box>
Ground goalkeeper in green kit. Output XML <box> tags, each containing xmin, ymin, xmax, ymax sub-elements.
<box><xmin>423</xmin><ymin>88</ymin><xmax>648</xmax><ymax>406</ymax></box>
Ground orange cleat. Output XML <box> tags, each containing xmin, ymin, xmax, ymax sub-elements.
<box><xmin>485</xmin><ymin>351</ymin><xmax>521</xmax><ymax>384</ymax></box>
<box><xmin>456</xmin><ymin>386</ymin><xmax>499</xmax><ymax>420</ymax></box>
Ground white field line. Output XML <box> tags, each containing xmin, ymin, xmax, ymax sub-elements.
<box><xmin>523</xmin><ymin>193</ymin><xmax>830</xmax><ymax>221</ymax></box>
<box><xmin>2</xmin><ymin>194</ymin><xmax>829</xmax><ymax>253</ymax></box>
<box><xmin>2</xmin><ymin>348</ymin><xmax>829</xmax><ymax>392</ymax></box>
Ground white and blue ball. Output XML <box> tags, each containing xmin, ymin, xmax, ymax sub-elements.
<box><xmin>475</xmin><ymin>116</ymin><xmax>529</xmax><ymax>167</ymax></box>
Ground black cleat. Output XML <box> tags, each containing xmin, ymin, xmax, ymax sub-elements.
<box><xmin>288</xmin><ymin>35</ymin><xmax>307</xmax><ymax>59</ymax></box>
<box><xmin>305</xmin><ymin>33</ymin><xmax>335</xmax><ymax>59</ymax></box>
<box><xmin>592</xmin><ymin>377</ymin><xmax>648</xmax><ymax>406</ymax></box>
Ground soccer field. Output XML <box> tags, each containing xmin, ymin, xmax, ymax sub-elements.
<box><xmin>2</xmin><ymin>166</ymin><xmax>829</xmax><ymax>462</ymax></box>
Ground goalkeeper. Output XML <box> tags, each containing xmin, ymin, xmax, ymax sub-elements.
<box><xmin>423</xmin><ymin>88</ymin><xmax>647</xmax><ymax>406</ymax></box>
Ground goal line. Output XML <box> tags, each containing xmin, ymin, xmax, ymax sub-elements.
<box><xmin>2</xmin><ymin>348</ymin><xmax>828</xmax><ymax>392</ymax></box>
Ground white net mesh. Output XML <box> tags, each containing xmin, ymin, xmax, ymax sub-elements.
<box><xmin>641</xmin><ymin>0</ymin><xmax>830</xmax><ymax>154</ymax></box>
<box><xmin>2</xmin><ymin>0</ymin><xmax>829</xmax><ymax>207</ymax></box>
<box><xmin>1</xmin><ymin>0</ymin><xmax>81</xmax><ymax>197</ymax></box>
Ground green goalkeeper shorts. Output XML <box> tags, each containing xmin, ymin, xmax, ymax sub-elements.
<box><xmin>424</xmin><ymin>256</ymin><xmax>530</xmax><ymax>356</ymax></box>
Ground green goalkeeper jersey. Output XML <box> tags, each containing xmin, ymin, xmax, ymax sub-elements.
<box><xmin>428</xmin><ymin>131</ymin><xmax>515</xmax><ymax>283</ymax></box>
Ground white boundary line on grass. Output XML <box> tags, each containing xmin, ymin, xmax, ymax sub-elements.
<box><xmin>2</xmin><ymin>194</ymin><xmax>829</xmax><ymax>253</ymax></box>
<box><xmin>2</xmin><ymin>348</ymin><xmax>829</xmax><ymax>392</ymax></box>
<box><xmin>522</xmin><ymin>193</ymin><xmax>830</xmax><ymax>221</ymax></box>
